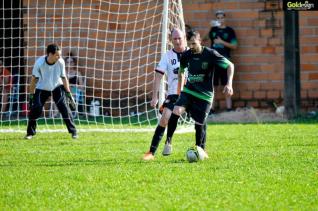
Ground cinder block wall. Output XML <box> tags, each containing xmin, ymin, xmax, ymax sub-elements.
<box><xmin>183</xmin><ymin>0</ymin><xmax>318</xmax><ymax>111</ymax></box>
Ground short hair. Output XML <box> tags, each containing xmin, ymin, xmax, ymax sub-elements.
<box><xmin>215</xmin><ymin>10</ymin><xmax>226</xmax><ymax>17</ymax></box>
<box><xmin>46</xmin><ymin>43</ymin><xmax>60</xmax><ymax>55</ymax></box>
<box><xmin>170</xmin><ymin>28</ymin><xmax>184</xmax><ymax>37</ymax></box>
<box><xmin>186</xmin><ymin>30</ymin><xmax>201</xmax><ymax>41</ymax></box>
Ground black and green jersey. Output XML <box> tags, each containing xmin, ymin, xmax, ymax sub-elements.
<box><xmin>180</xmin><ymin>47</ymin><xmax>231</xmax><ymax>103</ymax></box>
<box><xmin>209</xmin><ymin>26</ymin><xmax>237</xmax><ymax>58</ymax></box>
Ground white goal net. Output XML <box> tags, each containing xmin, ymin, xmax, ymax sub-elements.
<box><xmin>0</xmin><ymin>0</ymin><xmax>187</xmax><ymax>132</ymax></box>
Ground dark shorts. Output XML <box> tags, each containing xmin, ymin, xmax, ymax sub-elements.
<box><xmin>160</xmin><ymin>94</ymin><xmax>179</xmax><ymax>113</ymax></box>
<box><xmin>213</xmin><ymin>65</ymin><xmax>228</xmax><ymax>86</ymax></box>
<box><xmin>175</xmin><ymin>92</ymin><xmax>211</xmax><ymax>124</ymax></box>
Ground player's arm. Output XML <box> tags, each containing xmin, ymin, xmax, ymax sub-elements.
<box><xmin>224</xmin><ymin>62</ymin><xmax>234</xmax><ymax>96</ymax></box>
<box><xmin>61</xmin><ymin>76</ymin><xmax>71</xmax><ymax>93</ymax></box>
<box><xmin>60</xmin><ymin>60</ymin><xmax>76</xmax><ymax>110</ymax></box>
<box><xmin>28</xmin><ymin>76</ymin><xmax>38</xmax><ymax>109</ymax></box>
<box><xmin>150</xmin><ymin>71</ymin><xmax>164</xmax><ymax>108</ymax></box>
<box><xmin>60</xmin><ymin>59</ymin><xmax>71</xmax><ymax>93</ymax></box>
<box><xmin>29</xmin><ymin>76</ymin><xmax>38</xmax><ymax>94</ymax></box>
<box><xmin>62</xmin><ymin>76</ymin><xmax>76</xmax><ymax>110</ymax></box>
<box><xmin>178</xmin><ymin>52</ymin><xmax>188</xmax><ymax>94</ymax></box>
<box><xmin>177</xmin><ymin>69</ymin><xmax>185</xmax><ymax>94</ymax></box>
<box><xmin>213</xmin><ymin>50</ymin><xmax>234</xmax><ymax>96</ymax></box>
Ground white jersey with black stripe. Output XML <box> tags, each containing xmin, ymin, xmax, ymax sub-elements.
<box><xmin>155</xmin><ymin>48</ymin><xmax>188</xmax><ymax>95</ymax></box>
<box><xmin>32</xmin><ymin>56</ymin><xmax>66</xmax><ymax>91</ymax></box>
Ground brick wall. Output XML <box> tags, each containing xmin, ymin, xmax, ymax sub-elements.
<box><xmin>22</xmin><ymin>0</ymin><xmax>318</xmax><ymax>111</ymax></box>
<box><xmin>23</xmin><ymin>0</ymin><xmax>165</xmax><ymax>102</ymax></box>
<box><xmin>183</xmin><ymin>0</ymin><xmax>318</xmax><ymax>111</ymax></box>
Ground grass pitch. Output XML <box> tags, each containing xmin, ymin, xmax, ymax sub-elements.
<box><xmin>1</xmin><ymin>123</ymin><xmax>317</xmax><ymax>209</ymax></box>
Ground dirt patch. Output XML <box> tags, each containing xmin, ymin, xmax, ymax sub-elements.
<box><xmin>207</xmin><ymin>107</ymin><xmax>287</xmax><ymax>123</ymax></box>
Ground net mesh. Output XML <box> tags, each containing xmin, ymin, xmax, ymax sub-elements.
<box><xmin>0</xmin><ymin>0</ymin><xmax>187</xmax><ymax>132</ymax></box>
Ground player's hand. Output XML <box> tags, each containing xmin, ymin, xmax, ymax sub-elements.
<box><xmin>66</xmin><ymin>92</ymin><xmax>76</xmax><ymax>111</ymax></box>
<box><xmin>150</xmin><ymin>97</ymin><xmax>158</xmax><ymax>108</ymax></box>
<box><xmin>29</xmin><ymin>94</ymin><xmax>34</xmax><ymax>109</ymax></box>
<box><xmin>223</xmin><ymin>85</ymin><xmax>233</xmax><ymax>96</ymax></box>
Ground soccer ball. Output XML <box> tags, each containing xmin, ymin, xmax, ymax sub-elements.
<box><xmin>186</xmin><ymin>146</ymin><xmax>206</xmax><ymax>163</ymax></box>
<box><xmin>186</xmin><ymin>146</ymin><xmax>199</xmax><ymax>163</ymax></box>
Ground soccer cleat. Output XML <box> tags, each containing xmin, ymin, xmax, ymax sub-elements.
<box><xmin>143</xmin><ymin>151</ymin><xmax>155</xmax><ymax>161</ymax></box>
<box><xmin>162</xmin><ymin>143</ymin><xmax>172</xmax><ymax>156</ymax></box>
<box><xmin>71</xmin><ymin>133</ymin><xmax>78</xmax><ymax>139</ymax></box>
<box><xmin>24</xmin><ymin>135</ymin><xmax>33</xmax><ymax>140</ymax></box>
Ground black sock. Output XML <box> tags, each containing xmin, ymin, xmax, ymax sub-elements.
<box><xmin>165</xmin><ymin>137</ymin><xmax>172</xmax><ymax>144</ymax></box>
<box><xmin>165</xmin><ymin>122</ymin><xmax>174</xmax><ymax>144</ymax></box>
<box><xmin>195</xmin><ymin>123</ymin><xmax>204</xmax><ymax>147</ymax></box>
<box><xmin>149</xmin><ymin>125</ymin><xmax>166</xmax><ymax>154</ymax></box>
<box><xmin>166</xmin><ymin>113</ymin><xmax>180</xmax><ymax>142</ymax></box>
<box><xmin>200</xmin><ymin>123</ymin><xmax>207</xmax><ymax>149</ymax></box>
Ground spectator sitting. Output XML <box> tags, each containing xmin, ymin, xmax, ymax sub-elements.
<box><xmin>0</xmin><ymin>60</ymin><xmax>12</xmax><ymax>118</ymax></box>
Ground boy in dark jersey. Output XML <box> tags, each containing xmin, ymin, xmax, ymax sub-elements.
<box><xmin>167</xmin><ymin>31</ymin><xmax>234</xmax><ymax>156</ymax></box>
<box><xmin>205</xmin><ymin>10</ymin><xmax>237</xmax><ymax>112</ymax></box>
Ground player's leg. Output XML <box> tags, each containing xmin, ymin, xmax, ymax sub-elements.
<box><xmin>200</xmin><ymin>122</ymin><xmax>207</xmax><ymax>149</ymax></box>
<box><xmin>166</xmin><ymin>93</ymin><xmax>189</xmax><ymax>142</ymax></box>
<box><xmin>143</xmin><ymin>95</ymin><xmax>177</xmax><ymax>160</ymax></box>
<box><xmin>52</xmin><ymin>85</ymin><xmax>77</xmax><ymax>138</ymax></box>
<box><xmin>26</xmin><ymin>89</ymin><xmax>50</xmax><ymax>139</ymax></box>
<box><xmin>146</xmin><ymin>107</ymin><xmax>172</xmax><ymax>157</ymax></box>
<box><xmin>162</xmin><ymin>95</ymin><xmax>179</xmax><ymax>155</ymax></box>
<box><xmin>191</xmin><ymin>98</ymin><xmax>211</xmax><ymax>157</ymax></box>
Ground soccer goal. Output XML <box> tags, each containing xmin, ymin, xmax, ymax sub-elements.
<box><xmin>0</xmin><ymin>0</ymin><xmax>188</xmax><ymax>132</ymax></box>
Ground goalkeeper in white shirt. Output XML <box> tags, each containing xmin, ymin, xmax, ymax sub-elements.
<box><xmin>143</xmin><ymin>28</ymin><xmax>188</xmax><ymax>160</ymax></box>
<box><xmin>25</xmin><ymin>43</ymin><xmax>78</xmax><ymax>139</ymax></box>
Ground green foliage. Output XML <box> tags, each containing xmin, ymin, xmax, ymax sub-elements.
<box><xmin>1</xmin><ymin>123</ymin><xmax>317</xmax><ymax>209</ymax></box>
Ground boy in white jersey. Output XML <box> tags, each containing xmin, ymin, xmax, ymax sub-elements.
<box><xmin>25</xmin><ymin>43</ymin><xmax>77</xmax><ymax>139</ymax></box>
<box><xmin>143</xmin><ymin>28</ymin><xmax>187</xmax><ymax>160</ymax></box>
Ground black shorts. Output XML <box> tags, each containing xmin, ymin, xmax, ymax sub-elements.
<box><xmin>161</xmin><ymin>94</ymin><xmax>179</xmax><ymax>112</ymax></box>
<box><xmin>175</xmin><ymin>92</ymin><xmax>211</xmax><ymax>124</ymax></box>
<box><xmin>213</xmin><ymin>65</ymin><xmax>228</xmax><ymax>86</ymax></box>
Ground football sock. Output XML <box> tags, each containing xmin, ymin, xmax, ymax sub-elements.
<box><xmin>195</xmin><ymin>123</ymin><xmax>204</xmax><ymax>147</ymax></box>
<box><xmin>200</xmin><ymin>123</ymin><xmax>207</xmax><ymax>149</ymax></box>
<box><xmin>165</xmin><ymin>137</ymin><xmax>171</xmax><ymax>144</ymax></box>
<box><xmin>149</xmin><ymin>125</ymin><xmax>166</xmax><ymax>154</ymax></box>
<box><xmin>166</xmin><ymin>113</ymin><xmax>180</xmax><ymax>141</ymax></box>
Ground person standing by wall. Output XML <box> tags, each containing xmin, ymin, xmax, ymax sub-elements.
<box><xmin>204</xmin><ymin>10</ymin><xmax>238</xmax><ymax>113</ymax></box>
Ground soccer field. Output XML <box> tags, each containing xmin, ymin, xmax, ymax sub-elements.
<box><xmin>1</xmin><ymin>123</ymin><xmax>317</xmax><ymax>209</ymax></box>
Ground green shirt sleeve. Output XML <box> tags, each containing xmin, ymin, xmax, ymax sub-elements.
<box><xmin>212</xmin><ymin>49</ymin><xmax>232</xmax><ymax>69</ymax></box>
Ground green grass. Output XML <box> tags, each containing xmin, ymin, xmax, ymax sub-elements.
<box><xmin>1</xmin><ymin>123</ymin><xmax>318</xmax><ymax>209</ymax></box>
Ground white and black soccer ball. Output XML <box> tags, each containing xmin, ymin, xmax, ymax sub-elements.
<box><xmin>186</xmin><ymin>146</ymin><xmax>206</xmax><ymax>163</ymax></box>
<box><xmin>186</xmin><ymin>146</ymin><xmax>199</xmax><ymax>163</ymax></box>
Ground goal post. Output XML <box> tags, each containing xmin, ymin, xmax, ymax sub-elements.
<box><xmin>0</xmin><ymin>0</ymin><xmax>187</xmax><ymax>132</ymax></box>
